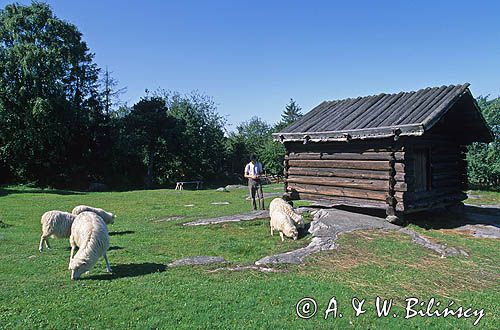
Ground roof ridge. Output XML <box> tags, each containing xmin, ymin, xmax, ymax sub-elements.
<box><xmin>323</xmin><ymin>83</ymin><xmax>468</xmax><ymax>104</ymax></box>
<box><xmin>275</xmin><ymin>83</ymin><xmax>490</xmax><ymax>142</ymax></box>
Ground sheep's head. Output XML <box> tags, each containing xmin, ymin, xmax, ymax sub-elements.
<box><xmin>284</xmin><ymin>224</ymin><xmax>298</xmax><ymax>240</ymax></box>
<box><xmin>102</xmin><ymin>211</ymin><xmax>115</xmax><ymax>225</ymax></box>
<box><xmin>69</xmin><ymin>259</ymin><xmax>90</xmax><ymax>280</ymax></box>
<box><xmin>294</xmin><ymin>215</ymin><xmax>305</xmax><ymax>229</ymax></box>
<box><xmin>108</xmin><ymin>212</ymin><xmax>115</xmax><ymax>224</ymax></box>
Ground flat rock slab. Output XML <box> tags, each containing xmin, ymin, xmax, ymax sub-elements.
<box><xmin>256</xmin><ymin>209</ymin><xmax>398</xmax><ymax>265</ymax></box>
<box><xmin>168</xmin><ymin>256</ymin><xmax>227</xmax><ymax>267</ymax></box>
<box><xmin>211</xmin><ymin>202</ymin><xmax>230</xmax><ymax>205</ymax></box>
<box><xmin>153</xmin><ymin>216</ymin><xmax>185</xmax><ymax>223</ymax></box>
<box><xmin>183</xmin><ymin>210</ymin><xmax>269</xmax><ymax>226</ymax></box>
<box><xmin>256</xmin><ymin>208</ymin><xmax>469</xmax><ymax>265</ymax></box>
<box><xmin>208</xmin><ymin>265</ymin><xmax>286</xmax><ymax>273</ymax></box>
<box><xmin>398</xmin><ymin>228</ymin><xmax>469</xmax><ymax>257</ymax></box>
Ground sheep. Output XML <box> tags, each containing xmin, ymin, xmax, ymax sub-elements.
<box><xmin>270</xmin><ymin>211</ymin><xmax>298</xmax><ymax>241</ymax></box>
<box><xmin>68</xmin><ymin>211</ymin><xmax>111</xmax><ymax>280</ymax></box>
<box><xmin>269</xmin><ymin>197</ymin><xmax>305</xmax><ymax>229</ymax></box>
<box><xmin>39</xmin><ymin>211</ymin><xmax>77</xmax><ymax>252</ymax></box>
<box><xmin>72</xmin><ymin>205</ymin><xmax>115</xmax><ymax>224</ymax></box>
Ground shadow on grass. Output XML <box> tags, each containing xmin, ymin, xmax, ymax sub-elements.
<box><xmin>108</xmin><ymin>246</ymin><xmax>125</xmax><ymax>251</ymax></box>
<box><xmin>84</xmin><ymin>263</ymin><xmax>167</xmax><ymax>280</ymax></box>
<box><xmin>0</xmin><ymin>187</ymin><xmax>85</xmax><ymax>197</ymax></box>
<box><xmin>298</xmin><ymin>222</ymin><xmax>311</xmax><ymax>239</ymax></box>
<box><xmin>407</xmin><ymin>205</ymin><xmax>500</xmax><ymax>230</ymax></box>
<box><xmin>65</xmin><ymin>245</ymin><xmax>124</xmax><ymax>251</ymax></box>
<box><xmin>330</xmin><ymin>204</ymin><xmax>500</xmax><ymax>230</ymax></box>
<box><xmin>109</xmin><ymin>230</ymin><xmax>135</xmax><ymax>236</ymax></box>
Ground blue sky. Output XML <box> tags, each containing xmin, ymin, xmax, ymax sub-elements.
<box><xmin>5</xmin><ymin>0</ymin><xmax>500</xmax><ymax>130</ymax></box>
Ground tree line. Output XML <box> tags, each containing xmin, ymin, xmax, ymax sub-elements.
<box><xmin>0</xmin><ymin>3</ymin><xmax>498</xmax><ymax>190</ymax></box>
<box><xmin>0</xmin><ymin>3</ymin><xmax>302</xmax><ymax>190</ymax></box>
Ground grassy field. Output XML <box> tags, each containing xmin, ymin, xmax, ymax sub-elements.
<box><xmin>0</xmin><ymin>185</ymin><xmax>498</xmax><ymax>329</ymax></box>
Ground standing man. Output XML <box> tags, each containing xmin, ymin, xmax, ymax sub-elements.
<box><xmin>244</xmin><ymin>154</ymin><xmax>265</xmax><ymax>211</ymax></box>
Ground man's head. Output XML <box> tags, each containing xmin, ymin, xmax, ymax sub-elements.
<box><xmin>250</xmin><ymin>154</ymin><xmax>257</xmax><ymax>164</ymax></box>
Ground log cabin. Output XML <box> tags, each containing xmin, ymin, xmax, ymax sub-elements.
<box><xmin>273</xmin><ymin>84</ymin><xmax>493</xmax><ymax>222</ymax></box>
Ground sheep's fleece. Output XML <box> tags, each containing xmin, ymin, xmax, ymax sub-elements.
<box><xmin>39</xmin><ymin>211</ymin><xmax>77</xmax><ymax>252</ymax></box>
<box><xmin>69</xmin><ymin>211</ymin><xmax>111</xmax><ymax>280</ymax></box>
<box><xmin>72</xmin><ymin>205</ymin><xmax>115</xmax><ymax>224</ymax></box>
<box><xmin>270</xmin><ymin>211</ymin><xmax>298</xmax><ymax>241</ymax></box>
<box><xmin>269</xmin><ymin>198</ymin><xmax>304</xmax><ymax>229</ymax></box>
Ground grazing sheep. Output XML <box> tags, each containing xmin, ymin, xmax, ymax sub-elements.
<box><xmin>39</xmin><ymin>211</ymin><xmax>77</xmax><ymax>252</ymax></box>
<box><xmin>270</xmin><ymin>211</ymin><xmax>298</xmax><ymax>241</ymax></box>
<box><xmin>269</xmin><ymin>198</ymin><xmax>305</xmax><ymax>229</ymax></box>
<box><xmin>72</xmin><ymin>205</ymin><xmax>115</xmax><ymax>224</ymax></box>
<box><xmin>69</xmin><ymin>211</ymin><xmax>111</xmax><ymax>280</ymax></box>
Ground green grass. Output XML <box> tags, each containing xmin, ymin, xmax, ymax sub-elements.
<box><xmin>0</xmin><ymin>186</ymin><xmax>498</xmax><ymax>329</ymax></box>
<box><xmin>466</xmin><ymin>190</ymin><xmax>500</xmax><ymax>205</ymax></box>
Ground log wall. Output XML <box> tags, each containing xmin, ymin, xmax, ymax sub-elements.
<box><xmin>284</xmin><ymin>141</ymin><xmax>407</xmax><ymax>212</ymax></box>
<box><xmin>402</xmin><ymin>140</ymin><xmax>467</xmax><ymax>212</ymax></box>
<box><xmin>283</xmin><ymin>136</ymin><xmax>467</xmax><ymax>214</ymax></box>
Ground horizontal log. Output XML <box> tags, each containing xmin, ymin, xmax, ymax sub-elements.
<box><xmin>432</xmin><ymin>172</ymin><xmax>461</xmax><ymax>181</ymax></box>
<box><xmin>431</xmin><ymin>162</ymin><xmax>458</xmax><ymax>171</ymax></box>
<box><xmin>432</xmin><ymin>178</ymin><xmax>461</xmax><ymax>189</ymax></box>
<box><xmin>286</xmin><ymin>175</ymin><xmax>407</xmax><ymax>192</ymax></box>
<box><xmin>405</xmin><ymin>187</ymin><xmax>463</xmax><ymax>202</ymax></box>
<box><xmin>286</xmin><ymin>151</ymin><xmax>405</xmax><ymax>161</ymax></box>
<box><xmin>288</xmin><ymin>159</ymin><xmax>402</xmax><ymax>171</ymax></box>
<box><xmin>290</xmin><ymin>192</ymin><xmax>399</xmax><ymax>210</ymax></box>
<box><xmin>287</xmin><ymin>182</ymin><xmax>403</xmax><ymax>202</ymax></box>
<box><xmin>288</xmin><ymin>167</ymin><xmax>391</xmax><ymax>180</ymax></box>
<box><xmin>405</xmin><ymin>193</ymin><xmax>467</xmax><ymax>211</ymax></box>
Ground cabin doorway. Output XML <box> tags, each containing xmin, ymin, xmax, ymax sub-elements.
<box><xmin>414</xmin><ymin>148</ymin><xmax>431</xmax><ymax>192</ymax></box>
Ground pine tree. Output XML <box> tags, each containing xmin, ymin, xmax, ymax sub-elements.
<box><xmin>277</xmin><ymin>98</ymin><xmax>303</xmax><ymax>130</ymax></box>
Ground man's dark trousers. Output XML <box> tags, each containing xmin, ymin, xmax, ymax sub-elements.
<box><xmin>248</xmin><ymin>178</ymin><xmax>264</xmax><ymax>210</ymax></box>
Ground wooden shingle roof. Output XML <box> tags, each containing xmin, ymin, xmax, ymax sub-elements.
<box><xmin>275</xmin><ymin>83</ymin><xmax>493</xmax><ymax>143</ymax></box>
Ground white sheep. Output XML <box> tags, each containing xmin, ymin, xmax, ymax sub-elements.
<box><xmin>72</xmin><ymin>205</ymin><xmax>115</xmax><ymax>224</ymax></box>
<box><xmin>270</xmin><ymin>211</ymin><xmax>298</xmax><ymax>241</ymax></box>
<box><xmin>269</xmin><ymin>198</ymin><xmax>305</xmax><ymax>229</ymax></box>
<box><xmin>39</xmin><ymin>211</ymin><xmax>77</xmax><ymax>252</ymax></box>
<box><xmin>69</xmin><ymin>211</ymin><xmax>111</xmax><ymax>280</ymax></box>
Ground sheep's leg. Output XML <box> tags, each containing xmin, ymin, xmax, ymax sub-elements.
<box><xmin>39</xmin><ymin>236</ymin><xmax>46</xmax><ymax>252</ymax></box>
<box><xmin>270</xmin><ymin>226</ymin><xmax>274</xmax><ymax>236</ymax></box>
<box><xmin>44</xmin><ymin>239</ymin><xmax>50</xmax><ymax>249</ymax></box>
<box><xmin>103</xmin><ymin>253</ymin><xmax>112</xmax><ymax>273</ymax></box>
<box><xmin>68</xmin><ymin>246</ymin><xmax>76</xmax><ymax>269</ymax></box>
<box><xmin>279</xmin><ymin>232</ymin><xmax>284</xmax><ymax>242</ymax></box>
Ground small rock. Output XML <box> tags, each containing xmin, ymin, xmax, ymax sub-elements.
<box><xmin>225</xmin><ymin>184</ymin><xmax>247</xmax><ymax>190</ymax></box>
<box><xmin>168</xmin><ymin>256</ymin><xmax>227</xmax><ymax>267</ymax></box>
<box><xmin>154</xmin><ymin>216</ymin><xmax>185</xmax><ymax>223</ymax></box>
<box><xmin>184</xmin><ymin>204</ymin><xmax>194</xmax><ymax>207</ymax></box>
<box><xmin>216</xmin><ymin>187</ymin><xmax>228</xmax><ymax>192</ymax></box>
<box><xmin>211</xmin><ymin>202</ymin><xmax>230</xmax><ymax>205</ymax></box>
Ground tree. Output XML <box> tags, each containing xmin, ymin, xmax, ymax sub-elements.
<box><xmin>259</xmin><ymin>136</ymin><xmax>285</xmax><ymax>177</ymax></box>
<box><xmin>0</xmin><ymin>3</ymin><xmax>101</xmax><ymax>187</ymax></box>
<box><xmin>159</xmin><ymin>91</ymin><xmax>227</xmax><ymax>181</ymax></box>
<box><xmin>122</xmin><ymin>97</ymin><xmax>181</xmax><ymax>188</ymax></box>
<box><xmin>276</xmin><ymin>98</ymin><xmax>303</xmax><ymax>130</ymax></box>
<box><xmin>467</xmin><ymin>96</ymin><xmax>500</xmax><ymax>188</ymax></box>
<box><xmin>101</xmin><ymin>67</ymin><xmax>127</xmax><ymax>116</ymax></box>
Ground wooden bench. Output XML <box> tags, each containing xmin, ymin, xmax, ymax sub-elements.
<box><xmin>175</xmin><ymin>181</ymin><xmax>203</xmax><ymax>190</ymax></box>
